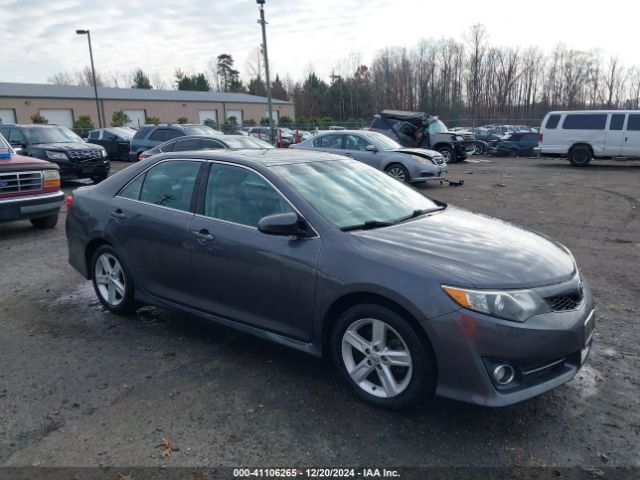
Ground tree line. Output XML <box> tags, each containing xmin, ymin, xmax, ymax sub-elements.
<box><xmin>48</xmin><ymin>25</ymin><xmax>640</xmax><ymax>127</ymax></box>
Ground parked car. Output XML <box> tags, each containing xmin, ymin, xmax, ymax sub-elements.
<box><xmin>66</xmin><ymin>149</ymin><xmax>595</xmax><ymax>409</ymax></box>
<box><xmin>140</xmin><ymin>135</ymin><xmax>273</xmax><ymax>160</ymax></box>
<box><xmin>0</xmin><ymin>133</ymin><xmax>64</xmax><ymax>228</ymax></box>
<box><xmin>87</xmin><ymin>127</ymin><xmax>136</xmax><ymax>161</ymax></box>
<box><xmin>292</xmin><ymin>130</ymin><xmax>447</xmax><ymax>183</ymax></box>
<box><xmin>487</xmin><ymin>132</ymin><xmax>541</xmax><ymax>157</ymax></box>
<box><xmin>370</xmin><ymin>110</ymin><xmax>475</xmax><ymax>163</ymax></box>
<box><xmin>540</xmin><ymin>110</ymin><xmax>640</xmax><ymax>166</ymax></box>
<box><xmin>247</xmin><ymin>127</ymin><xmax>295</xmax><ymax>147</ymax></box>
<box><xmin>0</xmin><ymin>124</ymin><xmax>110</xmax><ymax>183</ymax></box>
<box><xmin>128</xmin><ymin>123</ymin><xmax>221</xmax><ymax>161</ymax></box>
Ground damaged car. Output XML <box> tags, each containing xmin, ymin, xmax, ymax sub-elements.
<box><xmin>291</xmin><ymin>130</ymin><xmax>447</xmax><ymax>183</ymax></box>
<box><xmin>369</xmin><ymin>110</ymin><xmax>475</xmax><ymax>163</ymax></box>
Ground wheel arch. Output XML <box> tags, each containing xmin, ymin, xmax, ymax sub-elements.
<box><xmin>84</xmin><ymin>238</ymin><xmax>112</xmax><ymax>280</ymax></box>
<box><xmin>568</xmin><ymin>142</ymin><xmax>594</xmax><ymax>156</ymax></box>
<box><xmin>321</xmin><ymin>292</ymin><xmax>437</xmax><ymax>364</ymax></box>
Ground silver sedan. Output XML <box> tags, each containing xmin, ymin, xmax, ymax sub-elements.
<box><xmin>291</xmin><ymin>130</ymin><xmax>447</xmax><ymax>183</ymax></box>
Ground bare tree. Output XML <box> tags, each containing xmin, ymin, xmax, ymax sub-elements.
<box><xmin>48</xmin><ymin>72</ymin><xmax>75</xmax><ymax>85</ymax></box>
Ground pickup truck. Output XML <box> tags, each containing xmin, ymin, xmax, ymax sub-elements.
<box><xmin>0</xmin><ymin>134</ymin><xmax>64</xmax><ymax>229</ymax></box>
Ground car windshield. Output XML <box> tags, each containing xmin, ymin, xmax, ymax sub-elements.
<box><xmin>23</xmin><ymin>126</ymin><xmax>83</xmax><ymax>144</ymax></box>
<box><xmin>183</xmin><ymin>125</ymin><xmax>219</xmax><ymax>136</ymax></box>
<box><xmin>109</xmin><ymin>127</ymin><xmax>135</xmax><ymax>139</ymax></box>
<box><xmin>223</xmin><ymin>136</ymin><xmax>274</xmax><ymax>148</ymax></box>
<box><xmin>426</xmin><ymin>119</ymin><xmax>448</xmax><ymax>133</ymax></box>
<box><xmin>364</xmin><ymin>132</ymin><xmax>401</xmax><ymax>150</ymax></box>
<box><xmin>273</xmin><ymin>160</ymin><xmax>440</xmax><ymax>229</ymax></box>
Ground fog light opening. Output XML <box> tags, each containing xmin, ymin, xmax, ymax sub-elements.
<box><xmin>493</xmin><ymin>364</ymin><xmax>515</xmax><ymax>385</ymax></box>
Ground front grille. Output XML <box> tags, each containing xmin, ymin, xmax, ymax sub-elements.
<box><xmin>545</xmin><ymin>294</ymin><xmax>582</xmax><ymax>311</ymax></box>
<box><xmin>463</xmin><ymin>133</ymin><xmax>475</xmax><ymax>142</ymax></box>
<box><xmin>0</xmin><ymin>171</ymin><xmax>43</xmax><ymax>195</ymax></box>
<box><xmin>67</xmin><ymin>149</ymin><xmax>102</xmax><ymax>161</ymax></box>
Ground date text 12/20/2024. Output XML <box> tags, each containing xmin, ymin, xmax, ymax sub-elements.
<box><xmin>233</xmin><ymin>468</ymin><xmax>400</xmax><ymax>478</ymax></box>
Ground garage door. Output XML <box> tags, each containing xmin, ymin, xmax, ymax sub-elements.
<box><xmin>122</xmin><ymin>109</ymin><xmax>146</xmax><ymax>128</ymax></box>
<box><xmin>264</xmin><ymin>110</ymin><xmax>279</xmax><ymax>124</ymax></box>
<box><xmin>226</xmin><ymin>109</ymin><xmax>243</xmax><ymax>125</ymax></box>
<box><xmin>0</xmin><ymin>109</ymin><xmax>16</xmax><ymax>124</ymax></box>
<box><xmin>198</xmin><ymin>110</ymin><xmax>218</xmax><ymax>125</ymax></box>
<box><xmin>39</xmin><ymin>109</ymin><xmax>73</xmax><ymax>127</ymax></box>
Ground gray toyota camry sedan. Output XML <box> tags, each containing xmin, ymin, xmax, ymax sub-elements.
<box><xmin>66</xmin><ymin>149</ymin><xmax>595</xmax><ymax>409</ymax></box>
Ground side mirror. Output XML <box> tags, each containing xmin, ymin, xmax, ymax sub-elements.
<box><xmin>258</xmin><ymin>212</ymin><xmax>309</xmax><ymax>238</ymax></box>
<box><xmin>365</xmin><ymin>145</ymin><xmax>378</xmax><ymax>152</ymax></box>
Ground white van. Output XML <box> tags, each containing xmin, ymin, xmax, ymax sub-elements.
<box><xmin>539</xmin><ymin>110</ymin><xmax>640</xmax><ymax>166</ymax></box>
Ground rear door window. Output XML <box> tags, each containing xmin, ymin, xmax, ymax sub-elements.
<box><xmin>201</xmin><ymin>139</ymin><xmax>225</xmax><ymax>149</ymax></box>
<box><xmin>172</xmin><ymin>138</ymin><xmax>202</xmax><ymax>152</ymax></box>
<box><xmin>610</xmin><ymin>114</ymin><xmax>626</xmax><ymax>130</ymax></box>
<box><xmin>149</xmin><ymin>129</ymin><xmax>170</xmax><ymax>142</ymax></box>
<box><xmin>626</xmin><ymin>114</ymin><xmax>640</xmax><ymax>131</ymax></box>
<box><xmin>562</xmin><ymin>114</ymin><xmax>607</xmax><ymax>130</ymax></box>
<box><xmin>545</xmin><ymin>115</ymin><xmax>561</xmax><ymax>129</ymax></box>
<box><xmin>136</xmin><ymin>160</ymin><xmax>201</xmax><ymax>212</ymax></box>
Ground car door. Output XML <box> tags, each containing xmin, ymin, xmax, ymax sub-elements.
<box><xmin>343</xmin><ymin>133</ymin><xmax>382</xmax><ymax>168</ymax></box>
<box><xmin>622</xmin><ymin>114</ymin><xmax>640</xmax><ymax>157</ymax></box>
<box><xmin>604</xmin><ymin>113</ymin><xmax>625</xmax><ymax>156</ymax></box>
<box><xmin>109</xmin><ymin>159</ymin><xmax>203</xmax><ymax>304</ymax></box>
<box><xmin>189</xmin><ymin>162</ymin><xmax>321</xmax><ymax>340</ymax></box>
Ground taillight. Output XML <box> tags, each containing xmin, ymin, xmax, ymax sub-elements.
<box><xmin>538</xmin><ymin>133</ymin><xmax>544</xmax><ymax>142</ymax></box>
<box><xmin>288</xmin><ymin>144</ymin><xmax>295</xmax><ymax>149</ymax></box>
<box><xmin>65</xmin><ymin>195</ymin><xmax>74</xmax><ymax>212</ymax></box>
<box><xmin>138</xmin><ymin>153</ymin><xmax>148</xmax><ymax>161</ymax></box>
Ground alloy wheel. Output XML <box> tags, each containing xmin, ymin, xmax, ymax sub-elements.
<box><xmin>341</xmin><ymin>318</ymin><xmax>413</xmax><ymax>398</ymax></box>
<box><xmin>386</xmin><ymin>167</ymin><xmax>406</xmax><ymax>182</ymax></box>
<box><xmin>94</xmin><ymin>253</ymin><xmax>126</xmax><ymax>307</ymax></box>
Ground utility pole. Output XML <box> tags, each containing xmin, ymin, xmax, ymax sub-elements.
<box><xmin>330</xmin><ymin>73</ymin><xmax>343</xmax><ymax>124</ymax></box>
<box><xmin>257</xmin><ymin>1</ymin><xmax>274</xmax><ymax>144</ymax></box>
<box><xmin>76</xmin><ymin>29</ymin><xmax>102</xmax><ymax>128</ymax></box>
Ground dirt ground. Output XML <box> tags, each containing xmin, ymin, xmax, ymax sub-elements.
<box><xmin>0</xmin><ymin>156</ymin><xmax>639</xmax><ymax>469</ymax></box>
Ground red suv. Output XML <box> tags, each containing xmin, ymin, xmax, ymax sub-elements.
<box><xmin>0</xmin><ymin>134</ymin><xmax>64</xmax><ymax>229</ymax></box>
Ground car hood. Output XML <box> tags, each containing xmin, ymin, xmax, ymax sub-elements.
<box><xmin>32</xmin><ymin>142</ymin><xmax>102</xmax><ymax>151</ymax></box>
<box><xmin>353</xmin><ymin>207</ymin><xmax>575</xmax><ymax>289</ymax></box>
<box><xmin>392</xmin><ymin>147</ymin><xmax>441</xmax><ymax>158</ymax></box>
<box><xmin>0</xmin><ymin>153</ymin><xmax>58</xmax><ymax>171</ymax></box>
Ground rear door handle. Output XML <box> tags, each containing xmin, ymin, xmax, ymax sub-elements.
<box><xmin>110</xmin><ymin>209</ymin><xmax>127</xmax><ymax>220</ymax></box>
<box><xmin>192</xmin><ymin>229</ymin><xmax>215</xmax><ymax>242</ymax></box>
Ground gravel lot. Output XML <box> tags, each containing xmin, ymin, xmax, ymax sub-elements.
<box><xmin>1</xmin><ymin>156</ymin><xmax>639</xmax><ymax>469</ymax></box>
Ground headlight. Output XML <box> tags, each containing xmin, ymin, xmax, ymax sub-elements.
<box><xmin>46</xmin><ymin>151</ymin><xmax>68</xmax><ymax>160</ymax></box>
<box><xmin>454</xmin><ymin>135</ymin><xmax>464</xmax><ymax>141</ymax></box>
<box><xmin>101</xmin><ymin>149</ymin><xmax>108</xmax><ymax>158</ymax></box>
<box><xmin>43</xmin><ymin>169</ymin><xmax>61</xmax><ymax>189</ymax></box>
<box><xmin>411</xmin><ymin>154</ymin><xmax>430</xmax><ymax>164</ymax></box>
<box><xmin>442</xmin><ymin>285</ymin><xmax>551</xmax><ymax>322</ymax></box>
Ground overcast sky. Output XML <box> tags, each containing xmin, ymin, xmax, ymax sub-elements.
<box><xmin>1</xmin><ymin>0</ymin><xmax>638</xmax><ymax>88</ymax></box>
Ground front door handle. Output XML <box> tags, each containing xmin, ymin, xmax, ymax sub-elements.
<box><xmin>110</xmin><ymin>209</ymin><xmax>127</xmax><ymax>220</ymax></box>
<box><xmin>192</xmin><ymin>229</ymin><xmax>214</xmax><ymax>242</ymax></box>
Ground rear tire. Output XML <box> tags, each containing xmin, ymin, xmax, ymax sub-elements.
<box><xmin>509</xmin><ymin>149</ymin><xmax>518</xmax><ymax>157</ymax></box>
<box><xmin>91</xmin><ymin>245</ymin><xmax>138</xmax><ymax>315</ymax></box>
<box><xmin>117</xmin><ymin>144</ymin><xmax>130</xmax><ymax>161</ymax></box>
<box><xmin>384</xmin><ymin>163</ymin><xmax>410</xmax><ymax>183</ymax></box>
<box><xmin>331</xmin><ymin>304</ymin><xmax>436</xmax><ymax>410</ymax></box>
<box><xmin>568</xmin><ymin>146</ymin><xmax>592</xmax><ymax>167</ymax></box>
<box><xmin>30</xmin><ymin>214</ymin><xmax>58</xmax><ymax>229</ymax></box>
<box><xmin>438</xmin><ymin>146</ymin><xmax>458</xmax><ymax>163</ymax></box>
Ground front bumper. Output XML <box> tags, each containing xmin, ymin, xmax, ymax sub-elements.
<box><xmin>59</xmin><ymin>161</ymin><xmax>110</xmax><ymax>180</ymax></box>
<box><xmin>411</xmin><ymin>164</ymin><xmax>448</xmax><ymax>183</ymax></box>
<box><xmin>0</xmin><ymin>190</ymin><xmax>65</xmax><ymax>223</ymax></box>
<box><xmin>422</xmin><ymin>280</ymin><xmax>595</xmax><ymax>406</ymax></box>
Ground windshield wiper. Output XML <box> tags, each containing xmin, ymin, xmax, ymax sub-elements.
<box><xmin>340</xmin><ymin>220</ymin><xmax>395</xmax><ymax>232</ymax></box>
<box><xmin>393</xmin><ymin>206</ymin><xmax>446</xmax><ymax>224</ymax></box>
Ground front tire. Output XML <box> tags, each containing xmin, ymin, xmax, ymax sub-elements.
<box><xmin>384</xmin><ymin>163</ymin><xmax>410</xmax><ymax>183</ymax></box>
<box><xmin>438</xmin><ymin>146</ymin><xmax>458</xmax><ymax>164</ymax></box>
<box><xmin>331</xmin><ymin>304</ymin><xmax>436</xmax><ymax>410</ymax></box>
<box><xmin>91</xmin><ymin>245</ymin><xmax>137</xmax><ymax>315</ymax></box>
<box><xmin>568</xmin><ymin>146</ymin><xmax>592</xmax><ymax>167</ymax></box>
<box><xmin>30</xmin><ymin>214</ymin><xmax>58</xmax><ymax>229</ymax></box>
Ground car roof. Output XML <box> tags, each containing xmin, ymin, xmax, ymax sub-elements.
<box><xmin>156</xmin><ymin>148</ymin><xmax>345</xmax><ymax>167</ymax></box>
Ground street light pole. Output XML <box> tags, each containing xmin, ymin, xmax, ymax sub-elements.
<box><xmin>76</xmin><ymin>29</ymin><xmax>102</xmax><ymax>128</ymax></box>
<box><xmin>257</xmin><ymin>0</ymin><xmax>274</xmax><ymax>144</ymax></box>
